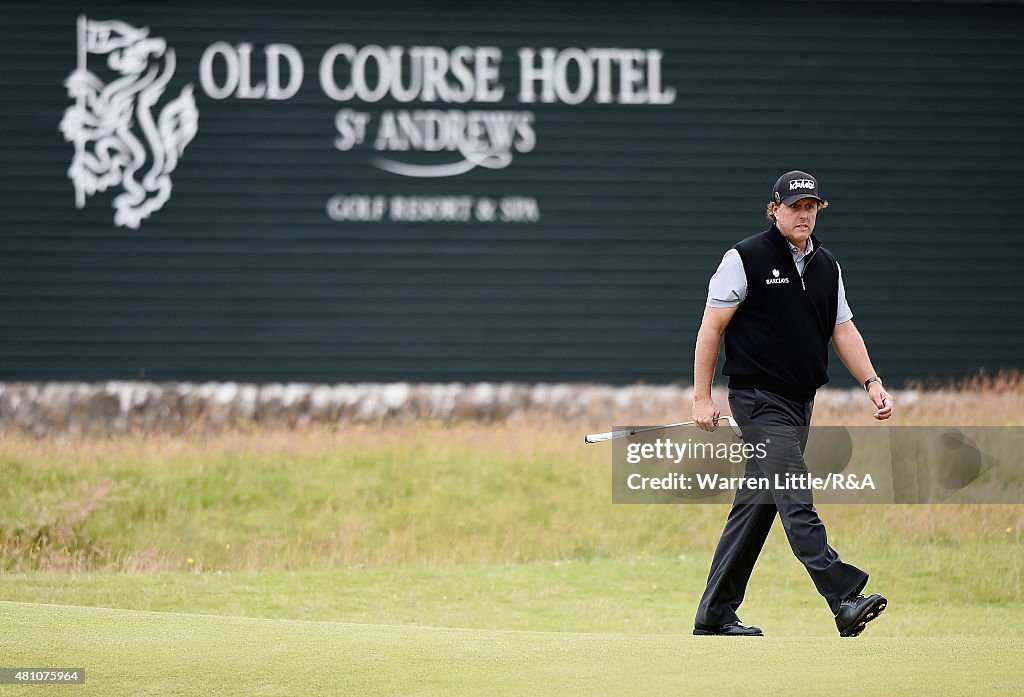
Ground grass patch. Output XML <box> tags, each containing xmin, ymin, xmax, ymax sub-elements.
<box><xmin>2</xmin><ymin>389</ymin><xmax>1023</xmax><ymax>695</ymax></box>
<box><xmin>1</xmin><ymin>600</ymin><xmax>1021</xmax><ymax>697</ymax></box>
<box><xmin>0</xmin><ymin>421</ymin><xmax>1022</xmax><ymax>579</ymax></box>
<box><xmin>1</xmin><ymin>553</ymin><xmax>1022</xmax><ymax>637</ymax></box>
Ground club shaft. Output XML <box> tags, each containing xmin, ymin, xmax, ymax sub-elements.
<box><xmin>584</xmin><ymin>416</ymin><xmax>739</xmax><ymax>443</ymax></box>
<box><xmin>585</xmin><ymin>420</ymin><xmax>696</xmax><ymax>444</ymax></box>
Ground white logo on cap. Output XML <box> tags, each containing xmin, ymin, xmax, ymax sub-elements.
<box><xmin>789</xmin><ymin>179</ymin><xmax>815</xmax><ymax>191</ymax></box>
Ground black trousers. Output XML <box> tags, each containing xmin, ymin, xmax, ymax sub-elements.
<box><xmin>694</xmin><ymin>388</ymin><xmax>868</xmax><ymax>627</ymax></box>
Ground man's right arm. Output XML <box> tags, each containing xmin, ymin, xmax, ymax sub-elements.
<box><xmin>693</xmin><ymin>305</ymin><xmax>738</xmax><ymax>431</ymax></box>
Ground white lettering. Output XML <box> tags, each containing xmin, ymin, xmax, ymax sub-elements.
<box><xmin>588</xmin><ymin>49</ymin><xmax>615</xmax><ymax>104</ymax></box>
<box><xmin>499</xmin><ymin>196</ymin><xmax>541</xmax><ymax>223</ymax></box>
<box><xmin>319</xmin><ymin>44</ymin><xmax>357</xmax><ymax>101</ymax></box>
<box><xmin>352</xmin><ymin>45</ymin><xmax>391</xmax><ymax>101</ymax></box>
<box><xmin>695</xmin><ymin>473</ymin><xmax>769</xmax><ymax>490</ymax></box>
<box><xmin>626</xmin><ymin>442</ymin><xmax>641</xmax><ymax>464</ymax></box>
<box><xmin>235</xmin><ymin>43</ymin><xmax>266</xmax><ymax>99</ymax></box>
<box><xmin>475</xmin><ymin>47</ymin><xmax>504</xmax><ymax>102</ymax></box>
<box><xmin>448</xmin><ymin>46</ymin><xmax>476</xmax><ymax>103</ymax></box>
<box><xmin>554</xmin><ymin>48</ymin><xmax>593</xmax><ymax>105</ymax></box>
<box><xmin>326</xmin><ymin>194</ymin><xmax>386</xmax><ymax>221</ymax></box>
<box><xmin>199</xmin><ymin>42</ymin><xmax>239</xmax><ymax>100</ymax></box>
<box><xmin>769</xmin><ymin>473</ymin><xmax>877</xmax><ymax>490</ymax></box>
<box><xmin>417</xmin><ymin>46</ymin><xmax>449</xmax><ymax>102</ymax></box>
<box><xmin>646</xmin><ymin>49</ymin><xmax>676</xmax><ymax>104</ymax></box>
<box><xmin>333</xmin><ymin>109</ymin><xmax>372</xmax><ymax>151</ymax></box>
<box><xmin>265</xmin><ymin>44</ymin><xmax>304</xmax><ymax>100</ymax></box>
<box><xmin>369</xmin><ymin>110</ymin><xmax>535</xmax><ymax>178</ymax></box>
<box><xmin>518</xmin><ymin>47</ymin><xmax>675</xmax><ymax>105</ymax></box>
<box><xmin>617</xmin><ymin>49</ymin><xmax>647</xmax><ymax>104</ymax></box>
<box><xmin>209</xmin><ymin>42</ymin><xmax>674</xmax><ymax>107</ymax></box>
<box><xmin>389</xmin><ymin>195</ymin><xmax>473</xmax><ymax>222</ymax></box>
<box><xmin>321</xmin><ymin>45</ymin><xmax>509</xmax><ymax>104</ymax></box>
<box><xmin>518</xmin><ymin>48</ymin><xmax>557</xmax><ymax>103</ymax></box>
<box><xmin>388</xmin><ymin>46</ymin><xmax>422</xmax><ymax>102</ymax></box>
<box><xmin>200</xmin><ymin>42</ymin><xmax>303</xmax><ymax>100</ymax></box>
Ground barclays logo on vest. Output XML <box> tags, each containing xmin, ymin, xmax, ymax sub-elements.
<box><xmin>765</xmin><ymin>268</ymin><xmax>790</xmax><ymax>285</ymax></box>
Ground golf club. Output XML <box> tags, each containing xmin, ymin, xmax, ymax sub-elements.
<box><xmin>584</xmin><ymin>415</ymin><xmax>743</xmax><ymax>444</ymax></box>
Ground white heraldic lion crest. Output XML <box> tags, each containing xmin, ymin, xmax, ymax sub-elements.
<box><xmin>60</xmin><ymin>16</ymin><xmax>198</xmax><ymax>228</ymax></box>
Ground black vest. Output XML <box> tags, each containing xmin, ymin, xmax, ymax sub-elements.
<box><xmin>723</xmin><ymin>225</ymin><xmax>839</xmax><ymax>401</ymax></box>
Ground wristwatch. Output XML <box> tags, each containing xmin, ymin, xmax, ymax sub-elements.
<box><xmin>863</xmin><ymin>376</ymin><xmax>883</xmax><ymax>391</ymax></box>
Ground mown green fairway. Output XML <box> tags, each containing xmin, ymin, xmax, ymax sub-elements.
<box><xmin>2</xmin><ymin>597</ymin><xmax>1021</xmax><ymax>697</ymax></box>
<box><xmin>1</xmin><ymin>420</ymin><xmax>1022</xmax><ymax>694</ymax></box>
<box><xmin>2</xmin><ymin>556</ymin><xmax>1024</xmax><ymax>696</ymax></box>
<box><xmin>1</xmin><ymin>555</ymin><xmax>1022</xmax><ymax>637</ymax></box>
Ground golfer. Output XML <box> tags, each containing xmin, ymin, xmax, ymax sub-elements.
<box><xmin>691</xmin><ymin>170</ymin><xmax>892</xmax><ymax>637</ymax></box>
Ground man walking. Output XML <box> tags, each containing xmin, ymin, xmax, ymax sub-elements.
<box><xmin>691</xmin><ymin>170</ymin><xmax>893</xmax><ymax>637</ymax></box>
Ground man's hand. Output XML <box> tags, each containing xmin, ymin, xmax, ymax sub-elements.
<box><xmin>832</xmin><ymin>321</ymin><xmax>893</xmax><ymax>421</ymax></box>
<box><xmin>868</xmin><ymin>383</ymin><xmax>894</xmax><ymax>420</ymax></box>
<box><xmin>693</xmin><ymin>396</ymin><xmax>721</xmax><ymax>431</ymax></box>
<box><xmin>692</xmin><ymin>306</ymin><xmax>736</xmax><ymax>433</ymax></box>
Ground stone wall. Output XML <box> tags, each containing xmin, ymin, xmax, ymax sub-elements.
<box><xmin>0</xmin><ymin>382</ymin><xmax>894</xmax><ymax>435</ymax></box>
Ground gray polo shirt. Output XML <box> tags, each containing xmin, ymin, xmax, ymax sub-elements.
<box><xmin>706</xmin><ymin>238</ymin><xmax>853</xmax><ymax>325</ymax></box>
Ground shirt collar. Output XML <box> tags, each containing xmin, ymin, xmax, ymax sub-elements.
<box><xmin>768</xmin><ymin>224</ymin><xmax>820</xmax><ymax>259</ymax></box>
<box><xmin>787</xmin><ymin>236</ymin><xmax>813</xmax><ymax>258</ymax></box>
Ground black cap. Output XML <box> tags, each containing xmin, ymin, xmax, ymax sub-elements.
<box><xmin>773</xmin><ymin>170</ymin><xmax>824</xmax><ymax>206</ymax></box>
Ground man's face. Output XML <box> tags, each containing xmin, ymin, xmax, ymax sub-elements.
<box><xmin>773</xmin><ymin>198</ymin><xmax>820</xmax><ymax>248</ymax></box>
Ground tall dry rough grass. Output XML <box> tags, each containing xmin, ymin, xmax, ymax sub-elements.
<box><xmin>0</xmin><ymin>377</ymin><xmax>1022</xmax><ymax>574</ymax></box>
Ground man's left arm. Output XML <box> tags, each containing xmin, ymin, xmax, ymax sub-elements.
<box><xmin>832</xmin><ymin>320</ymin><xmax>894</xmax><ymax>421</ymax></box>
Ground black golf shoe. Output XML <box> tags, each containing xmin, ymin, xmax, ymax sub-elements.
<box><xmin>693</xmin><ymin>620</ymin><xmax>764</xmax><ymax>636</ymax></box>
<box><xmin>835</xmin><ymin>593</ymin><xmax>888</xmax><ymax>637</ymax></box>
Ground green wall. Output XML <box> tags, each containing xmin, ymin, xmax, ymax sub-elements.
<box><xmin>1</xmin><ymin>1</ymin><xmax>1022</xmax><ymax>385</ymax></box>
